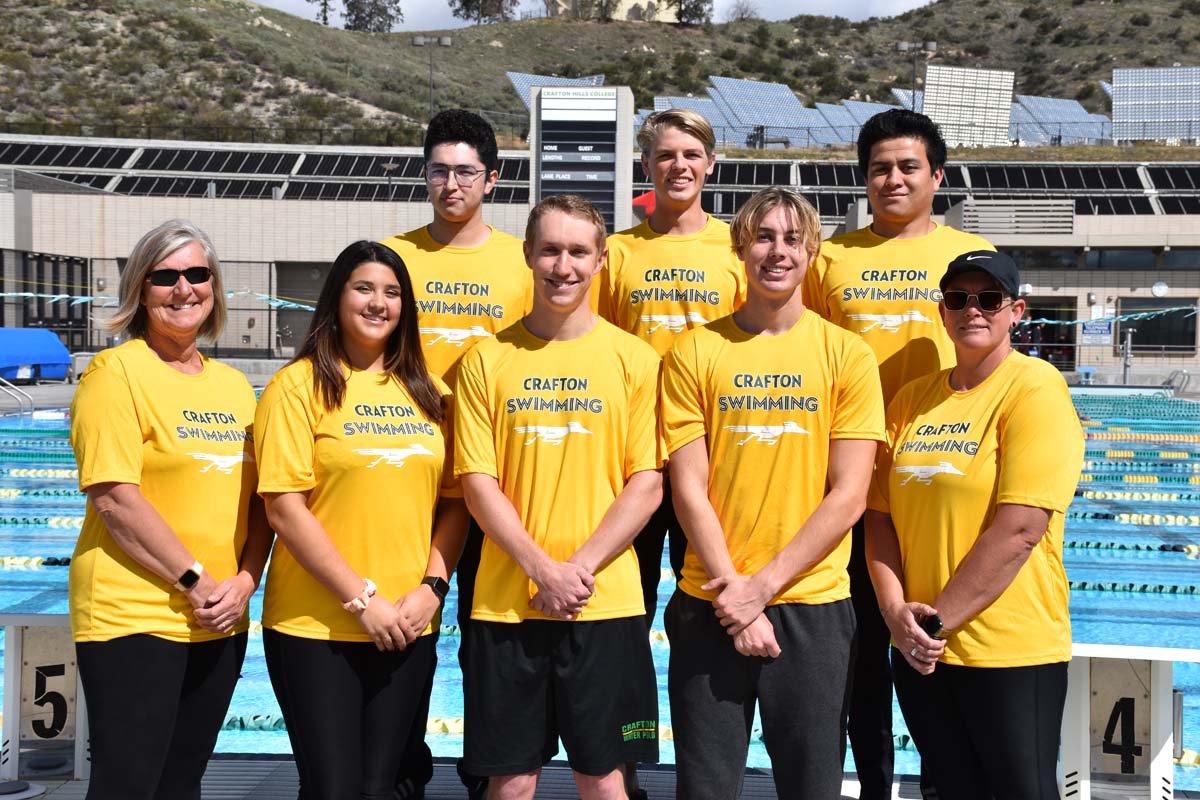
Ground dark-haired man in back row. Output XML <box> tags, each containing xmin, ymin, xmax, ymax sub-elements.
<box><xmin>803</xmin><ymin>109</ymin><xmax>995</xmax><ymax>800</ymax></box>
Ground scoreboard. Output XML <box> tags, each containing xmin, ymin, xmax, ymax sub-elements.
<box><xmin>531</xmin><ymin>86</ymin><xmax>633</xmax><ymax>234</ymax></box>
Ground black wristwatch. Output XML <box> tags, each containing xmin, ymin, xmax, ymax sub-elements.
<box><xmin>920</xmin><ymin>614</ymin><xmax>945</xmax><ymax>640</ymax></box>
<box><xmin>174</xmin><ymin>560</ymin><xmax>204</xmax><ymax>592</ymax></box>
<box><xmin>421</xmin><ymin>576</ymin><xmax>449</xmax><ymax>604</ymax></box>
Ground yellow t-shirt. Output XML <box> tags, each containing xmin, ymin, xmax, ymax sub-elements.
<box><xmin>597</xmin><ymin>216</ymin><xmax>746</xmax><ymax>357</ymax></box>
<box><xmin>661</xmin><ymin>312</ymin><xmax>885</xmax><ymax>605</ymax></box>
<box><xmin>803</xmin><ymin>224</ymin><xmax>995</xmax><ymax>401</ymax></box>
<box><xmin>255</xmin><ymin>359</ymin><xmax>458</xmax><ymax>641</ymax></box>
<box><xmin>69</xmin><ymin>339</ymin><xmax>256</xmax><ymax>643</ymax></box>
<box><xmin>381</xmin><ymin>225</ymin><xmax>533</xmax><ymax>384</ymax></box>
<box><xmin>869</xmin><ymin>352</ymin><xmax>1083</xmax><ymax>667</ymax></box>
<box><xmin>454</xmin><ymin>319</ymin><xmax>662</xmax><ymax>623</ymax></box>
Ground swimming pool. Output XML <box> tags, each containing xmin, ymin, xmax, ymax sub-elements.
<box><xmin>1</xmin><ymin>400</ymin><xmax>1199</xmax><ymax>788</ymax></box>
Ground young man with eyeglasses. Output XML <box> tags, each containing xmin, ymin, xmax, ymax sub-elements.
<box><xmin>801</xmin><ymin>109</ymin><xmax>995</xmax><ymax>800</ymax></box>
<box><xmin>382</xmin><ymin>108</ymin><xmax>531</xmax><ymax>800</ymax></box>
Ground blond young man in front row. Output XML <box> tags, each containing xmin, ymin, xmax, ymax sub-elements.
<box><xmin>662</xmin><ymin>188</ymin><xmax>885</xmax><ymax>799</ymax></box>
<box><xmin>597</xmin><ymin>108</ymin><xmax>746</xmax><ymax>626</ymax></box>
<box><xmin>455</xmin><ymin>195</ymin><xmax>662</xmax><ymax>800</ymax></box>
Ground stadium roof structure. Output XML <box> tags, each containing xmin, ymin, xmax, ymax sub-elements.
<box><xmin>505</xmin><ymin>71</ymin><xmax>605</xmax><ymax>111</ymax></box>
<box><xmin>1111</xmin><ymin>66</ymin><xmax>1200</xmax><ymax>142</ymax></box>
<box><xmin>2</xmin><ymin>133</ymin><xmax>1197</xmax><ymax>219</ymax></box>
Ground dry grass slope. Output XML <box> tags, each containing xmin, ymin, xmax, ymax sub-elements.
<box><xmin>0</xmin><ymin>0</ymin><xmax>1198</xmax><ymax>157</ymax></box>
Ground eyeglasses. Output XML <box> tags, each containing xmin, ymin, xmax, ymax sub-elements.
<box><xmin>425</xmin><ymin>164</ymin><xmax>486</xmax><ymax>186</ymax></box>
<box><xmin>942</xmin><ymin>290</ymin><xmax>1011</xmax><ymax>312</ymax></box>
<box><xmin>145</xmin><ymin>266</ymin><xmax>212</xmax><ymax>287</ymax></box>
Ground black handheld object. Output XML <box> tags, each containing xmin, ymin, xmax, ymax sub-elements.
<box><xmin>920</xmin><ymin>614</ymin><xmax>945</xmax><ymax>640</ymax></box>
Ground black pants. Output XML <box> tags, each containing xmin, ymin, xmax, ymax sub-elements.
<box><xmin>667</xmin><ymin>591</ymin><xmax>855</xmax><ymax>800</ymax></box>
<box><xmin>631</xmin><ymin>477</ymin><xmax>685</xmax><ymax>629</ymax></box>
<box><xmin>452</xmin><ymin>518</ymin><xmax>490</xmax><ymax>797</ymax></box>
<box><xmin>76</xmin><ymin>632</ymin><xmax>247</xmax><ymax>800</ymax></box>
<box><xmin>892</xmin><ymin>650</ymin><xmax>1068</xmax><ymax>799</ymax></box>
<box><xmin>263</xmin><ymin>629</ymin><xmax>436</xmax><ymax>800</ymax></box>
<box><xmin>846</xmin><ymin>517</ymin><xmax>895</xmax><ymax>799</ymax></box>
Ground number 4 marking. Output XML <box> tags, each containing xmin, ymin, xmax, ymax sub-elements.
<box><xmin>1101</xmin><ymin>696</ymin><xmax>1143</xmax><ymax>774</ymax></box>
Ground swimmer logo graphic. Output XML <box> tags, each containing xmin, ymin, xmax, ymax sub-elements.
<box><xmin>354</xmin><ymin>444</ymin><xmax>435</xmax><ymax>468</ymax></box>
<box><xmin>638</xmin><ymin>311</ymin><xmax>709</xmax><ymax>333</ymax></box>
<box><xmin>895</xmin><ymin>461</ymin><xmax>966</xmax><ymax>485</ymax></box>
<box><xmin>848</xmin><ymin>309</ymin><xmax>933</xmax><ymax>333</ymax></box>
<box><xmin>513</xmin><ymin>421</ymin><xmax>593</xmax><ymax>445</ymax></box>
<box><xmin>188</xmin><ymin>452</ymin><xmax>254</xmax><ymax>474</ymax></box>
<box><xmin>419</xmin><ymin>325</ymin><xmax>492</xmax><ymax>347</ymax></box>
<box><xmin>723</xmin><ymin>421</ymin><xmax>809</xmax><ymax>446</ymax></box>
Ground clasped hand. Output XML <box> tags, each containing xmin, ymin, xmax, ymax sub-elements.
<box><xmin>703</xmin><ymin>573</ymin><xmax>771</xmax><ymax>635</ymax></box>
<box><xmin>883</xmin><ymin>600</ymin><xmax>946</xmax><ymax>675</ymax></box>
<box><xmin>191</xmin><ymin>572</ymin><xmax>253</xmax><ymax>634</ymax></box>
<box><xmin>530</xmin><ymin>560</ymin><xmax>595</xmax><ymax>620</ymax></box>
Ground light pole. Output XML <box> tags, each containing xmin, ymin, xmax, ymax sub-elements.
<box><xmin>411</xmin><ymin>35</ymin><xmax>453</xmax><ymax>122</ymax></box>
<box><xmin>895</xmin><ymin>40</ymin><xmax>936</xmax><ymax>111</ymax></box>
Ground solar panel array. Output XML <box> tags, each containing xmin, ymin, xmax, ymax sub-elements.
<box><xmin>890</xmin><ymin>89</ymin><xmax>924</xmax><ymax>112</ymax></box>
<box><xmin>842</xmin><ymin>99</ymin><xmax>895</xmax><ymax>126</ymax></box>
<box><xmin>923</xmin><ymin>65</ymin><xmax>1014</xmax><ymax>148</ymax></box>
<box><xmin>705</xmin><ymin>76</ymin><xmax>852</xmax><ymax>148</ymax></box>
<box><xmin>815</xmin><ymin>103</ymin><xmax>859</xmax><ymax>141</ymax></box>
<box><xmin>708</xmin><ymin>76</ymin><xmax>810</xmax><ymax>128</ymax></box>
<box><xmin>649</xmin><ymin>96</ymin><xmax>751</xmax><ymax>147</ymax></box>
<box><xmin>1009</xmin><ymin>102</ymin><xmax>1046</xmax><ymax>144</ymax></box>
<box><xmin>505</xmin><ymin>72</ymin><xmax>605</xmax><ymax>111</ymax></box>
<box><xmin>1112</xmin><ymin>67</ymin><xmax>1200</xmax><ymax>141</ymax></box>
<box><xmin>1016</xmin><ymin>95</ymin><xmax>1106</xmax><ymax>144</ymax></box>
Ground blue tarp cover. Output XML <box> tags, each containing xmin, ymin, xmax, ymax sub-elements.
<box><xmin>0</xmin><ymin>328</ymin><xmax>71</xmax><ymax>380</ymax></box>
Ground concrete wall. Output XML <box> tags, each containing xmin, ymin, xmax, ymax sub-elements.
<box><xmin>0</xmin><ymin>193</ymin><xmax>13</xmax><ymax>250</ymax></box>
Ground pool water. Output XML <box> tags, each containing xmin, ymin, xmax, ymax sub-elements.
<box><xmin>1</xmin><ymin>402</ymin><xmax>1199</xmax><ymax>788</ymax></box>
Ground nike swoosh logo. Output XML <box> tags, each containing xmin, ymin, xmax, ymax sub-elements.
<box><xmin>965</xmin><ymin>254</ymin><xmax>991</xmax><ymax>261</ymax></box>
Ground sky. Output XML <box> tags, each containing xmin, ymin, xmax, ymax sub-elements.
<box><xmin>251</xmin><ymin>0</ymin><xmax>933</xmax><ymax>31</ymax></box>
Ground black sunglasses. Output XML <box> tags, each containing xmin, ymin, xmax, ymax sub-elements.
<box><xmin>943</xmin><ymin>290</ymin><xmax>1009</xmax><ymax>312</ymax></box>
<box><xmin>146</xmin><ymin>266</ymin><xmax>212</xmax><ymax>287</ymax></box>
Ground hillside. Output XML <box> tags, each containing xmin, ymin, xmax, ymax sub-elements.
<box><xmin>1</xmin><ymin>0</ymin><xmax>1198</xmax><ymax>151</ymax></box>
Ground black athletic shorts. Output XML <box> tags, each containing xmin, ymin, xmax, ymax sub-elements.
<box><xmin>462</xmin><ymin>616</ymin><xmax>659</xmax><ymax>777</ymax></box>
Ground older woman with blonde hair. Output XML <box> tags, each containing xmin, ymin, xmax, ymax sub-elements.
<box><xmin>866</xmin><ymin>250</ymin><xmax>1084</xmax><ymax>798</ymax></box>
<box><xmin>70</xmin><ymin>219</ymin><xmax>271</xmax><ymax>800</ymax></box>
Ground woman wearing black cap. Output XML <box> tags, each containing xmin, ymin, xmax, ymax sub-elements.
<box><xmin>864</xmin><ymin>250</ymin><xmax>1084</xmax><ymax>798</ymax></box>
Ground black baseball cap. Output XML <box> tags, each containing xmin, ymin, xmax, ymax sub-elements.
<box><xmin>940</xmin><ymin>251</ymin><xmax>1020</xmax><ymax>298</ymax></box>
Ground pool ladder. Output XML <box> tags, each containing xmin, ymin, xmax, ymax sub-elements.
<box><xmin>0</xmin><ymin>376</ymin><xmax>33</xmax><ymax>415</ymax></box>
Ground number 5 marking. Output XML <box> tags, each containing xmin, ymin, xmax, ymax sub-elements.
<box><xmin>32</xmin><ymin>664</ymin><xmax>67</xmax><ymax>739</ymax></box>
